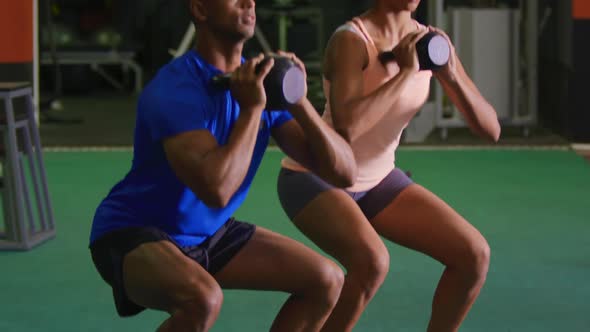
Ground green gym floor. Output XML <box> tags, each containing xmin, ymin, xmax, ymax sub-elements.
<box><xmin>1</xmin><ymin>148</ymin><xmax>589</xmax><ymax>332</ymax></box>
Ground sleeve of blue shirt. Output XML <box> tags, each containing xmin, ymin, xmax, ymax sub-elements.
<box><xmin>145</xmin><ymin>83</ymin><xmax>209</xmax><ymax>142</ymax></box>
<box><xmin>268</xmin><ymin>109</ymin><xmax>294</xmax><ymax>129</ymax></box>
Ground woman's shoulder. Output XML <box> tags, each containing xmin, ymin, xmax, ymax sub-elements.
<box><xmin>332</xmin><ymin>19</ymin><xmax>366</xmax><ymax>41</ymax></box>
<box><xmin>413</xmin><ymin>19</ymin><xmax>427</xmax><ymax>30</ymax></box>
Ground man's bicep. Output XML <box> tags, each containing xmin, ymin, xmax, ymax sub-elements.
<box><xmin>163</xmin><ymin>130</ymin><xmax>219</xmax><ymax>187</ymax></box>
<box><xmin>272</xmin><ymin>119</ymin><xmax>313</xmax><ymax>169</ymax></box>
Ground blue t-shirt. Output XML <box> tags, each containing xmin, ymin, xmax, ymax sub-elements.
<box><xmin>89</xmin><ymin>50</ymin><xmax>293</xmax><ymax>247</ymax></box>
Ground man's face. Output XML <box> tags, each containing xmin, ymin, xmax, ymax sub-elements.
<box><xmin>193</xmin><ymin>0</ymin><xmax>257</xmax><ymax>41</ymax></box>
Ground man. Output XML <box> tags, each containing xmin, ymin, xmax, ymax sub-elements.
<box><xmin>89</xmin><ymin>0</ymin><xmax>357</xmax><ymax>331</ymax></box>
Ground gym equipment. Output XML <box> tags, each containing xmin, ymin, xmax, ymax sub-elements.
<box><xmin>0</xmin><ymin>83</ymin><xmax>55</xmax><ymax>250</ymax></box>
<box><xmin>39</xmin><ymin>0</ymin><xmax>85</xmax><ymax>124</ymax></box>
<box><xmin>212</xmin><ymin>55</ymin><xmax>306</xmax><ymax>111</ymax></box>
<box><xmin>41</xmin><ymin>23</ymin><xmax>78</xmax><ymax>48</ymax></box>
<box><xmin>379</xmin><ymin>32</ymin><xmax>450</xmax><ymax>71</ymax></box>
<box><xmin>93</xmin><ymin>27</ymin><xmax>123</xmax><ymax>49</ymax></box>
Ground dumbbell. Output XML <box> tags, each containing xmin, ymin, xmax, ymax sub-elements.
<box><xmin>211</xmin><ymin>55</ymin><xmax>306</xmax><ymax>111</ymax></box>
<box><xmin>379</xmin><ymin>32</ymin><xmax>451</xmax><ymax>71</ymax></box>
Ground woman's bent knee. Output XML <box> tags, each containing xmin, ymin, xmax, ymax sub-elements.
<box><xmin>469</xmin><ymin>239</ymin><xmax>490</xmax><ymax>280</ymax></box>
<box><xmin>348</xmin><ymin>247</ymin><xmax>390</xmax><ymax>296</ymax></box>
<box><xmin>449</xmin><ymin>235</ymin><xmax>490</xmax><ymax>283</ymax></box>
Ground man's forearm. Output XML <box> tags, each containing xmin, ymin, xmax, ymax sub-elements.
<box><xmin>199</xmin><ymin>108</ymin><xmax>263</xmax><ymax>204</ymax></box>
<box><xmin>289</xmin><ymin>98</ymin><xmax>357</xmax><ymax>187</ymax></box>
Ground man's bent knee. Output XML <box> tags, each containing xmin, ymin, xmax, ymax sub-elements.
<box><xmin>306</xmin><ymin>259</ymin><xmax>345</xmax><ymax>310</ymax></box>
<box><xmin>169</xmin><ymin>283</ymin><xmax>223</xmax><ymax>331</ymax></box>
<box><xmin>184</xmin><ymin>279</ymin><xmax>224</xmax><ymax>318</ymax></box>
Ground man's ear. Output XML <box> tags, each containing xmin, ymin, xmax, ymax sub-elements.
<box><xmin>189</xmin><ymin>0</ymin><xmax>207</xmax><ymax>23</ymax></box>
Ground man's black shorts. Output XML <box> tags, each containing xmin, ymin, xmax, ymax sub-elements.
<box><xmin>90</xmin><ymin>218</ymin><xmax>256</xmax><ymax>317</ymax></box>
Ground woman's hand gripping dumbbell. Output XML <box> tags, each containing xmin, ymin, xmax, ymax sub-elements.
<box><xmin>379</xmin><ymin>28</ymin><xmax>451</xmax><ymax>72</ymax></box>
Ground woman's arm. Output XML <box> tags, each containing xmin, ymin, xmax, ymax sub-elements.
<box><xmin>431</xmin><ymin>27</ymin><xmax>501</xmax><ymax>142</ymax></box>
<box><xmin>325</xmin><ymin>28</ymin><xmax>429</xmax><ymax>142</ymax></box>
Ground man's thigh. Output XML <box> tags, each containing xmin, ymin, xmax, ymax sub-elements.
<box><xmin>213</xmin><ymin>226</ymin><xmax>340</xmax><ymax>293</ymax></box>
<box><xmin>123</xmin><ymin>240</ymin><xmax>220</xmax><ymax>313</ymax></box>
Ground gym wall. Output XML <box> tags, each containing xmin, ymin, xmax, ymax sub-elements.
<box><xmin>572</xmin><ymin>0</ymin><xmax>590</xmax><ymax>141</ymax></box>
<box><xmin>573</xmin><ymin>0</ymin><xmax>590</xmax><ymax>19</ymax></box>
<box><xmin>0</xmin><ymin>0</ymin><xmax>34</xmax><ymax>82</ymax></box>
<box><xmin>539</xmin><ymin>0</ymin><xmax>590</xmax><ymax>142</ymax></box>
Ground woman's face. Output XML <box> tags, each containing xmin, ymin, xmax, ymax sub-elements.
<box><xmin>382</xmin><ymin>0</ymin><xmax>422</xmax><ymax>12</ymax></box>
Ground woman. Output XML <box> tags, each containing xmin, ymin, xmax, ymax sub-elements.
<box><xmin>276</xmin><ymin>0</ymin><xmax>501</xmax><ymax>331</ymax></box>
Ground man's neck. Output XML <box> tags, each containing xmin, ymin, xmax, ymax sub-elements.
<box><xmin>195</xmin><ymin>30</ymin><xmax>244</xmax><ymax>73</ymax></box>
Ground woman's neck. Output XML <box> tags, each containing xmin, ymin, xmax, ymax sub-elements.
<box><xmin>362</xmin><ymin>7</ymin><xmax>416</xmax><ymax>44</ymax></box>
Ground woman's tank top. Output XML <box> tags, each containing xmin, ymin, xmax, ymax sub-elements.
<box><xmin>282</xmin><ymin>17</ymin><xmax>432</xmax><ymax>192</ymax></box>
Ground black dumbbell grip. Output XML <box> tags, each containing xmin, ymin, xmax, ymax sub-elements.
<box><xmin>378</xmin><ymin>32</ymin><xmax>450</xmax><ymax>71</ymax></box>
<box><xmin>211</xmin><ymin>56</ymin><xmax>274</xmax><ymax>90</ymax></box>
